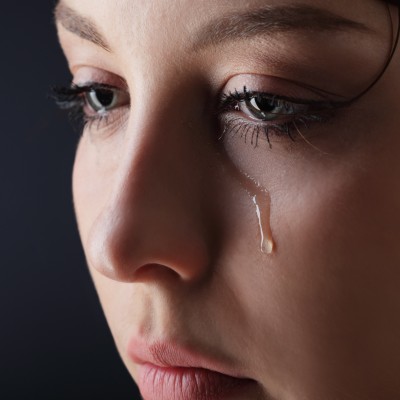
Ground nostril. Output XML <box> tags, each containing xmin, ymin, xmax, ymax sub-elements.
<box><xmin>133</xmin><ymin>263</ymin><xmax>182</xmax><ymax>283</ymax></box>
<box><xmin>88</xmin><ymin>229</ymin><xmax>182</xmax><ymax>283</ymax></box>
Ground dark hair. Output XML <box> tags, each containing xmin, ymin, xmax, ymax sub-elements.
<box><xmin>349</xmin><ymin>0</ymin><xmax>399</xmax><ymax>102</ymax></box>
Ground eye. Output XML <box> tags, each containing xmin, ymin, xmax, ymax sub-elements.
<box><xmin>84</xmin><ymin>86</ymin><xmax>130</xmax><ymax>114</ymax></box>
<box><xmin>242</xmin><ymin>95</ymin><xmax>293</xmax><ymax>121</ymax></box>
<box><xmin>86</xmin><ymin>88</ymin><xmax>118</xmax><ymax>112</ymax></box>
<box><xmin>238</xmin><ymin>89</ymin><xmax>310</xmax><ymax>123</ymax></box>
<box><xmin>217</xmin><ymin>85</ymin><xmax>349</xmax><ymax>150</ymax></box>
<box><xmin>51</xmin><ymin>82</ymin><xmax>131</xmax><ymax>135</ymax></box>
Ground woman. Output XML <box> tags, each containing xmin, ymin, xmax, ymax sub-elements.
<box><xmin>54</xmin><ymin>0</ymin><xmax>400</xmax><ymax>398</ymax></box>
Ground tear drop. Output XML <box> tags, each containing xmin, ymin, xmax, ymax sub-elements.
<box><xmin>252</xmin><ymin>192</ymin><xmax>274</xmax><ymax>254</ymax></box>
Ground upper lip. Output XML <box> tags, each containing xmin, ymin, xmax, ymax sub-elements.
<box><xmin>128</xmin><ymin>337</ymin><xmax>249</xmax><ymax>379</ymax></box>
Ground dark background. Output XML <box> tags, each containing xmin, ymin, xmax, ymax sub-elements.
<box><xmin>1</xmin><ymin>2</ymin><xmax>140</xmax><ymax>399</ymax></box>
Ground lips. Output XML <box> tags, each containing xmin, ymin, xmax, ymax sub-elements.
<box><xmin>128</xmin><ymin>339</ymin><xmax>257</xmax><ymax>400</ymax></box>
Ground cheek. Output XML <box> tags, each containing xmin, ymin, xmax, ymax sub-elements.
<box><xmin>250</xmin><ymin>153</ymin><xmax>400</xmax><ymax>391</ymax></box>
<box><xmin>72</xmin><ymin>138</ymin><xmax>94</xmax><ymax>239</ymax></box>
<box><xmin>72</xmin><ymin>137</ymin><xmax>130</xmax><ymax>321</ymax></box>
<box><xmin>72</xmin><ymin>138</ymin><xmax>119</xmax><ymax>319</ymax></box>
<box><xmin>274</xmin><ymin>147</ymin><xmax>400</xmax><ymax>316</ymax></box>
<box><xmin>72</xmin><ymin>136</ymin><xmax>115</xmax><ymax>245</ymax></box>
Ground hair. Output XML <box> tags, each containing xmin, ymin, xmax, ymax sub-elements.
<box><xmin>349</xmin><ymin>0</ymin><xmax>399</xmax><ymax>102</ymax></box>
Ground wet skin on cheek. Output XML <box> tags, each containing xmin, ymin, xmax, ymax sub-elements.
<box><xmin>56</xmin><ymin>0</ymin><xmax>400</xmax><ymax>398</ymax></box>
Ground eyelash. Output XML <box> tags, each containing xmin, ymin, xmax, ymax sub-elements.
<box><xmin>218</xmin><ymin>87</ymin><xmax>346</xmax><ymax>147</ymax></box>
<box><xmin>51</xmin><ymin>83</ymin><xmax>128</xmax><ymax>132</ymax></box>
<box><xmin>52</xmin><ymin>83</ymin><xmax>347</xmax><ymax>146</ymax></box>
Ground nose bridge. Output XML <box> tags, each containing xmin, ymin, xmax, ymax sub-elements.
<box><xmin>86</xmin><ymin>78</ymin><xmax>215</xmax><ymax>283</ymax></box>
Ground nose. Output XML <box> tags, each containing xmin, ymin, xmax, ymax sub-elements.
<box><xmin>81</xmin><ymin>83</ymin><xmax>217</xmax><ymax>283</ymax></box>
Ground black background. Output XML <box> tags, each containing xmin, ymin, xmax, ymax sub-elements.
<box><xmin>1</xmin><ymin>2</ymin><xmax>140</xmax><ymax>399</ymax></box>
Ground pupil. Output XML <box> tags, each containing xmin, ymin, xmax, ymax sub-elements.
<box><xmin>254</xmin><ymin>97</ymin><xmax>275</xmax><ymax>113</ymax></box>
<box><xmin>95</xmin><ymin>89</ymin><xmax>114</xmax><ymax>107</ymax></box>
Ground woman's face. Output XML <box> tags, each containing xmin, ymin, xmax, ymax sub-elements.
<box><xmin>56</xmin><ymin>0</ymin><xmax>400</xmax><ymax>399</ymax></box>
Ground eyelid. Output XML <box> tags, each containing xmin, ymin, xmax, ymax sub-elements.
<box><xmin>221</xmin><ymin>73</ymin><xmax>347</xmax><ymax>103</ymax></box>
<box><xmin>72</xmin><ymin>81</ymin><xmax>128</xmax><ymax>93</ymax></box>
<box><xmin>71</xmin><ymin>65</ymin><xmax>128</xmax><ymax>90</ymax></box>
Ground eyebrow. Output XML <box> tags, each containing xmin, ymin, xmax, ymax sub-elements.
<box><xmin>54</xmin><ymin>2</ymin><xmax>372</xmax><ymax>53</ymax></box>
<box><xmin>54</xmin><ymin>2</ymin><xmax>111</xmax><ymax>52</ymax></box>
<box><xmin>193</xmin><ymin>5</ymin><xmax>373</xmax><ymax>50</ymax></box>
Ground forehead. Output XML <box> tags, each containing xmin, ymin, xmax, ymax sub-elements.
<box><xmin>57</xmin><ymin>0</ymin><xmax>386</xmax><ymax>51</ymax></box>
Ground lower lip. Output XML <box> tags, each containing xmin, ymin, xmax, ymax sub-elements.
<box><xmin>137</xmin><ymin>363</ymin><xmax>254</xmax><ymax>400</ymax></box>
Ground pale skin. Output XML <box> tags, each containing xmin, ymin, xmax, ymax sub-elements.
<box><xmin>56</xmin><ymin>0</ymin><xmax>400</xmax><ymax>399</ymax></box>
